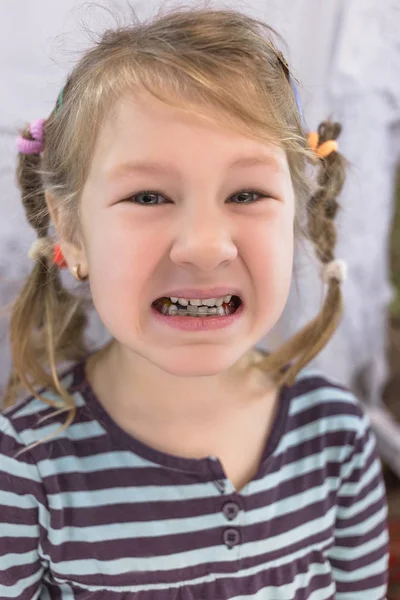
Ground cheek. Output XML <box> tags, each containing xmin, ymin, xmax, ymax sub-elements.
<box><xmin>244</xmin><ymin>213</ymin><xmax>294</xmax><ymax>326</ymax></box>
<box><xmin>85</xmin><ymin>206</ymin><xmax>157</xmax><ymax>271</ymax></box>
<box><xmin>248</xmin><ymin>212</ymin><xmax>294</xmax><ymax>284</ymax></box>
<box><xmin>81</xmin><ymin>212</ymin><xmax>154</xmax><ymax>315</ymax></box>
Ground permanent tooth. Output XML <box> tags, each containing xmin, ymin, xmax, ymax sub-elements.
<box><xmin>161</xmin><ymin>297</ymin><xmax>233</xmax><ymax>317</ymax></box>
<box><xmin>168</xmin><ymin>295</ymin><xmax>234</xmax><ymax>306</ymax></box>
<box><xmin>202</xmin><ymin>298</ymin><xmax>217</xmax><ymax>306</ymax></box>
<box><xmin>163</xmin><ymin>302</ymin><xmax>228</xmax><ymax>317</ymax></box>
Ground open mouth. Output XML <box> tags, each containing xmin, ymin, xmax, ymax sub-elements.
<box><xmin>152</xmin><ymin>295</ymin><xmax>242</xmax><ymax>317</ymax></box>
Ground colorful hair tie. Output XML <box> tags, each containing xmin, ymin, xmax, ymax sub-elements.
<box><xmin>28</xmin><ymin>239</ymin><xmax>68</xmax><ymax>268</ymax></box>
<box><xmin>28</xmin><ymin>237</ymin><xmax>52</xmax><ymax>261</ymax></box>
<box><xmin>276</xmin><ymin>50</ymin><xmax>305</xmax><ymax>127</ymax></box>
<box><xmin>321</xmin><ymin>259</ymin><xmax>347</xmax><ymax>284</ymax></box>
<box><xmin>53</xmin><ymin>243</ymin><xmax>68</xmax><ymax>268</ymax></box>
<box><xmin>17</xmin><ymin>118</ymin><xmax>46</xmax><ymax>155</ymax></box>
<box><xmin>307</xmin><ymin>132</ymin><xmax>338</xmax><ymax>158</ymax></box>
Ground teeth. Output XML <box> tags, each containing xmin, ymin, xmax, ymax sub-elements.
<box><xmin>169</xmin><ymin>295</ymin><xmax>232</xmax><ymax>307</ymax></box>
<box><xmin>167</xmin><ymin>304</ymin><xmax>226</xmax><ymax>316</ymax></box>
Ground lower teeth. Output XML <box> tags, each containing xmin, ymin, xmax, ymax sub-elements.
<box><xmin>170</xmin><ymin>309</ymin><xmax>226</xmax><ymax>317</ymax></box>
<box><xmin>165</xmin><ymin>306</ymin><xmax>227</xmax><ymax>317</ymax></box>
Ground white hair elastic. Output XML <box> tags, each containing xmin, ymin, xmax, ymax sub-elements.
<box><xmin>321</xmin><ymin>259</ymin><xmax>348</xmax><ymax>284</ymax></box>
<box><xmin>28</xmin><ymin>237</ymin><xmax>52</xmax><ymax>261</ymax></box>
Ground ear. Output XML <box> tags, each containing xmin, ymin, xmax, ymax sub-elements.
<box><xmin>45</xmin><ymin>190</ymin><xmax>88</xmax><ymax>275</ymax></box>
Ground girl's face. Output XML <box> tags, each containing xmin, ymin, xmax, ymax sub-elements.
<box><xmin>79</xmin><ymin>91</ymin><xmax>295</xmax><ymax>378</ymax></box>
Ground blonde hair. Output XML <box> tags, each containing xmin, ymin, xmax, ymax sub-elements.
<box><xmin>3</xmin><ymin>5</ymin><xmax>346</xmax><ymax>442</ymax></box>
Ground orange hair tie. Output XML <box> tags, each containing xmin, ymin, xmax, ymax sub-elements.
<box><xmin>307</xmin><ymin>131</ymin><xmax>319</xmax><ymax>151</ymax></box>
<box><xmin>307</xmin><ymin>132</ymin><xmax>338</xmax><ymax>158</ymax></box>
<box><xmin>316</xmin><ymin>140</ymin><xmax>338</xmax><ymax>158</ymax></box>
<box><xmin>53</xmin><ymin>243</ymin><xmax>68</xmax><ymax>268</ymax></box>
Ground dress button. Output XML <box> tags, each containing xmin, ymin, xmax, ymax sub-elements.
<box><xmin>222</xmin><ymin>501</ymin><xmax>240</xmax><ymax>520</ymax></box>
<box><xmin>222</xmin><ymin>527</ymin><xmax>240</xmax><ymax>548</ymax></box>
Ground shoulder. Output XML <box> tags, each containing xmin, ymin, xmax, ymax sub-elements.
<box><xmin>286</xmin><ymin>366</ymin><xmax>372</xmax><ymax>446</ymax></box>
<box><xmin>277</xmin><ymin>367</ymin><xmax>383</xmax><ymax>489</ymax></box>
<box><xmin>0</xmin><ymin>362</ymin><xmax>87</xmax><ymax>454</ymax></box>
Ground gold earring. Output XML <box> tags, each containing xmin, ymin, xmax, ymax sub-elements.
<box><xmin>72</xmin><ymin>264</ymin><xmax>88</xmax><ymax>282</ymax></box>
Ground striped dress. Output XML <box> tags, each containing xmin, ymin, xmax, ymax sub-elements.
<box><xmin>0</xmin><ymin>359</ymin><xmax>389</xmax><ymax>599</ymax></box>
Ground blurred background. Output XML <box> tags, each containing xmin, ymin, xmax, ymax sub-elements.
<box><xmin>1</xmin><ymin>0</ymin><xmax>400</xmax><ymax>595</ymax></box>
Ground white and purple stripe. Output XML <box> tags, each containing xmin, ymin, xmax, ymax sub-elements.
<box><xmin>0</xmin><ymin>360</ymin><xmax>389</xmax><ymax>599</ymax></box>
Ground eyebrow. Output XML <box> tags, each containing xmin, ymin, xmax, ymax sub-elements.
<box><xmin>107</xmin><ymin>154</ymin><xmax>283</xmax><ymax>180</ymax></box>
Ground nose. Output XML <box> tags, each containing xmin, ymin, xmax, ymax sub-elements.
<box><xmin>169</xmin><ymin>204</ymin><xmax>238</xmax><ymax>272</ymax></box>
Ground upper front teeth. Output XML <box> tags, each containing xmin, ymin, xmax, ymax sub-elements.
<box><xmin>169</xmin><ymin>295</ymin><xmax>232</xmax><ymax>307</ymax></box>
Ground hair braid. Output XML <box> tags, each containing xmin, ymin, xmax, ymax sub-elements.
<box><xmin>257</xmin><ymin>120</ymin><xmax>347</xmax><ymax>386</ymax></box>
<box><xmin>17</xmin><ymin>125</ymin><xmax>51</xmax><ymax>238</ymax></box>
<box><xmin>3</xmin><ymin>118</ymin><xmax>89</xmax><ymax>416</ymax></box>
<box><xmin>307</xmin><ymin>122</ymin><xmax>343</xmax><ymax>263</ymax></box>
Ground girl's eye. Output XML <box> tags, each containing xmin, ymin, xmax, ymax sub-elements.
<box><xmin>231</xmin><ymin>190</ymin><xmax>269</xmax><ymax>204</ymax></box>
<box><xmin>128</xmin><ymin>191</ymin><xmax>167</xmax><ymax>205</ymax></box>
<box><xmin>125</xmin><ymin>189</ymin><xmax>270</xmax><ymax>205</ymax></box>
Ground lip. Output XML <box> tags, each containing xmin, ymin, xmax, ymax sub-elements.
<box><xmin>152</xmin><ymin>287</ymin><xmax>243</xmax><ymax>301</ymax></box>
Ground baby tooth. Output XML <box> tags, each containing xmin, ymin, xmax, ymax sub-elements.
<box><xmin>223</xmin><ymin>295</ymin><xmax>232</xmax><ymax>303</ymax></box>
<box><xmin>189</xmin><ymin>299</ymin><xmax>202</xmax><ymax>306</ymax></box>
<box><xmin>178</xmin><ymin>298</ymin><xmax>189</xmax><ymax>306</ymax></box>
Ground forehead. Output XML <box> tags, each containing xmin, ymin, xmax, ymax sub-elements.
<box><xmin>90</xmin><ymin>90</ymin><xmax>291</xmax><ymax>181</ymax></box>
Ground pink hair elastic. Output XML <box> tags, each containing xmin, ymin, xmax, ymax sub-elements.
<box><xmin>17</xmin><ymin>118</ymin><xmax>46</xmax><ymax>154</ymax></box>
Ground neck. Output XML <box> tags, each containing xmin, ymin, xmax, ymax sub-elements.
<box><xmin>85</xmin><ymin>340</ymin><xmax>274</xmax><ymax>426</ymax></box>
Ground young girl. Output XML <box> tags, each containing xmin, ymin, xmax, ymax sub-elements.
<box><xmin>0</xmin><ymin>6</ymin><xmax>389</xmax><ymax>599</ymax></box>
